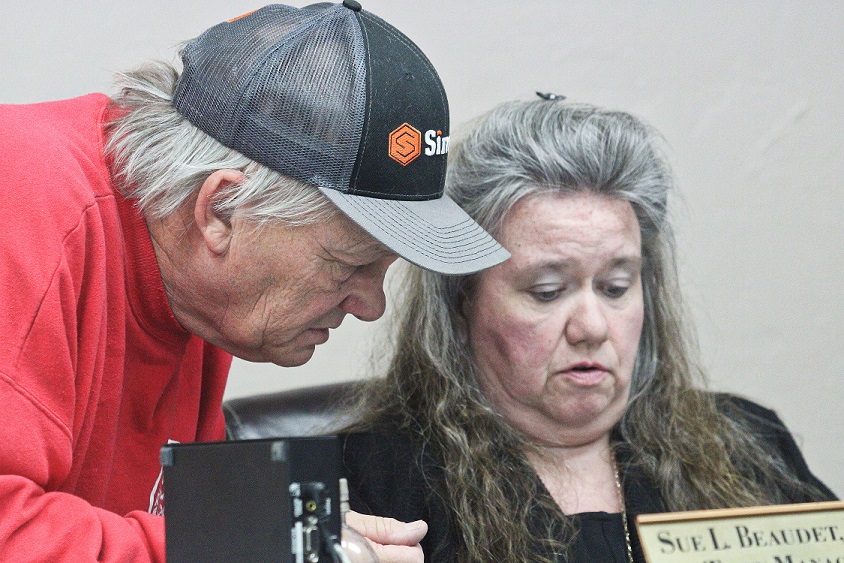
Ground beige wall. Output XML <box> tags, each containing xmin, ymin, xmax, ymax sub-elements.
<box><xmin>4</xmin><ymin>1</ymin><xmax>841</xmax><ymax>495</ymax></box>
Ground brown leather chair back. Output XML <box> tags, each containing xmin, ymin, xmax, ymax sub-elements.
<box><xmin>222</xmin><ymin>381</ymin><xmax>361</xmax><ymax>439</ymax></box>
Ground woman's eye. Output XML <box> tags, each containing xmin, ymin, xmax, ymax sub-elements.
<box><xmin>529</xmin><ymin>287</ymin><xmax>563</xmax><ymax>302</ymax></box>
<box><xmin>602</xmin><ymin>281</ymin><xmax>630</xmax><ymax>299</ymax></box>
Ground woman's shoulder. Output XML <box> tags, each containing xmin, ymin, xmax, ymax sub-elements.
<box><xmin>710</xmin><ymin>392</ymin><xmax>837</xmax><ymax>500</ymax></box>
<box><xmin>712</xmin><ymin>392</ymin><xmax>783</xmax><ymax>426</ymax></box>
<box><xmin>711</xmin><ymin>392</ymin><xmax>804</xmax><ymax>456</ymax></box>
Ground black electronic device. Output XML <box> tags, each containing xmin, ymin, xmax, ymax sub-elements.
<box><xmin>161</xmin><ymin>436</ymin><xmax>342</xmax><ymax>563</ymax></box>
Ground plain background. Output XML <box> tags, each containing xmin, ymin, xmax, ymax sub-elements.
<box><xmin>3</xmin><ymin>2</ymin><xmax>841</xmax><ymax>496</ymax></box>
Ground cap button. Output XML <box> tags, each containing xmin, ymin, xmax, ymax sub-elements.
<box><xmin>342</xmin><ymin>0</ymin><xmax>362</xmax><ymax>11</ymax></box>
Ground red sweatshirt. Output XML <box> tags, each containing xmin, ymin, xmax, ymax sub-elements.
<box><xmin>0</xmin><ymin>94</ymin><xmax>232</xmax><ymax>561</ymax></box>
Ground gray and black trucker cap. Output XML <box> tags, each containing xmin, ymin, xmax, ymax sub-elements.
<box><xmin>172</xmin><ymin>1</ymin><xmax>509</xmax><ymax>275</ymax></box>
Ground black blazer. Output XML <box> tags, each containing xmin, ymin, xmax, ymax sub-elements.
<box><xmin>341</xmin><ymin>395</ymin><xmax>836</xmax><ymax>562</ymax></box>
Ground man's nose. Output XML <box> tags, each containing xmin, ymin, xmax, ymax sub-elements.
<box><xmin>338</xmin><ymin>255</ymin><xmax>398</xmax><ymax>322</ymax></box>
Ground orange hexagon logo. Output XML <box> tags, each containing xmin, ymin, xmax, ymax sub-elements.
<box><xmin>388</xmin><ymin>123</ymin><xmax>422</xmax><ymax>166</ymax></box>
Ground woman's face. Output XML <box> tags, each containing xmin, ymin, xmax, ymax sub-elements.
<box><xmin>466</xmin><ymin>192</ymin><xmax>644</xmax><ymax>447</ymax></box>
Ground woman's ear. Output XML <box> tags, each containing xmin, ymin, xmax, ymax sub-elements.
<box><xmin>193</xmin><ymin>169</ymin><xmax>245</xmax><ymax>256</ymax></box>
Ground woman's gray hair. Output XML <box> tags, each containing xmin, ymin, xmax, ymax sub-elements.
<box><xmin>351</xmin><ymin>98</ymin><xmax>826</xmax><ymax>562</ymax></box>
<box><xmin>105</xmin><ymin>56</ymin><xmax>336</xmax><ymax>225</ymax></box>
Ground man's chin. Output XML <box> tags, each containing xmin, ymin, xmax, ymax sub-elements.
<box><xmin>230</xmin><ymin>333</ymin><xmax>323</xmax><ymax>366</ymax></box>
<box><xmin>270</xmin><ymin>346</ymin><xmax>317</xmax><ymax>368</ymax></box>
<box><xmin>268</xmin><ymin>329</ymin><xmax>331</xmax><ymax>366</ymax></box>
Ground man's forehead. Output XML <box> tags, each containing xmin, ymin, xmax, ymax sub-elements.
<box><xmin>324</xmin><ymin>214</ymin><xmax>395</xmax><ymax>261</ymax></box>
<box><xmin>337</xmin><ymin>235</ymin><xmax>393</xmax><ymax>260</ymax></box>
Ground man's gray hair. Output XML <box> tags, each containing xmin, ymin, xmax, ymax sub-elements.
<box><xmin>105</xmin><ymin>58</ymin><xmax>336</xmax><ymax>225</ymax></box>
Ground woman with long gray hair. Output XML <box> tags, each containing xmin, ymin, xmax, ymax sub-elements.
<box><xmin>341</xmin><ymin>96</ymin><xmax>836</xmax><ymax>562</ymax></box>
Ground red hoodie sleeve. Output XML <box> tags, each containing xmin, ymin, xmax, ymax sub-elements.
<box><xmin>0</xmin><ymin>476</ymin><xmax>166</xmax><ymax>562</ymax></box>
<box><xmin>0</xmin><ymin>260</ymin><xmax>167</xmax><ymax>561</ymax></box>
<box><xmin>0</xmin><ymin>208</ymin><xmax>168</xmax><ymax>562</ymax></box>
<box><xmin>0</xmin><ymin>95</ymin><xmax>226</xmax><ymax>562</ymax></box>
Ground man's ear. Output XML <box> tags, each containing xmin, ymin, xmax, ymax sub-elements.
<box><xmin>193</xmin><ymin>169</ymin><xmax>245</xmax><ymax>256</ymax></box>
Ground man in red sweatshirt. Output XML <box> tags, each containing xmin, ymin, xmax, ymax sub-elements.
<box><xmin>0</xmin><ymin>3</ymin><xmax>508</xmax><ymax>561</ymax></box>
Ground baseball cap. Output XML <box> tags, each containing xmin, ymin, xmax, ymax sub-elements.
<box><xmin>172</xmin><ymin>1</ymin><xmax>509</xmax><ymax>275</ymax></box>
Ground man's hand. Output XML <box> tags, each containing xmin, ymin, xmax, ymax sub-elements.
<box><xmin>344</xmin><ymin>510</ymin><xmax>427</xmax><ymax>563</ymax></box>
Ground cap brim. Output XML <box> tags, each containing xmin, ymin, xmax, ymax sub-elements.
<box><xmin>319</xmin><ymin>188</ymin><xmax>510</xmax><ymax>275</ymax></box>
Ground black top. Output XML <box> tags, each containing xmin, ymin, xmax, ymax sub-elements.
<box><xmin>340</xmin><ymin>395</ymin><xmax>836</xmax><ymax>562</ymax></box>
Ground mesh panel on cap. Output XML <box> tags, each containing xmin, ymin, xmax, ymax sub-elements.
<box><xmin>174</xmin><ymin>4</ymin><xmax>367</xmax><ymax>191</ymax></box>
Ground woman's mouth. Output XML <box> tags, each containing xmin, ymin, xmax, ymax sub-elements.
<box><xmin>561</xmin><ymin>363</ymin><xmax>610</xmax><ymax>386</ymax></box>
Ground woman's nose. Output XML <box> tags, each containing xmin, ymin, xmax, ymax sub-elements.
<box><xmin>564</xmin><ymin>290</ymin><xmax>610</xmax><ymax>347</ymax></box>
